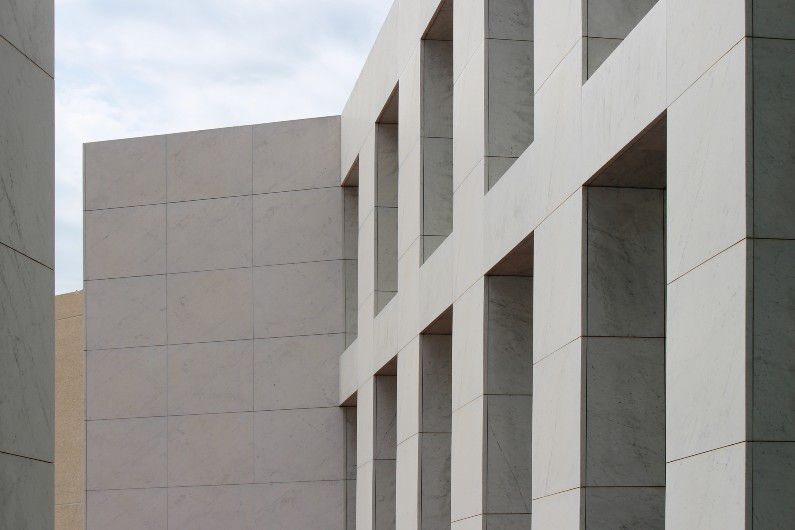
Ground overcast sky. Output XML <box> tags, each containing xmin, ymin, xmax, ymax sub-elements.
<box><xmin>54</xmin><ymin>0</ymin><xmax>393</xmax><ymax>293</ymax></box>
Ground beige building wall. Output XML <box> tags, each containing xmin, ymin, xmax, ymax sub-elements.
<box><xmin>55</xmin><ymin>291</ymin><xmax>85</xmax><ymax>530</ymax></box>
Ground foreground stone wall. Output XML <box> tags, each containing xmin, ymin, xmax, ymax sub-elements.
<box><xmin>0</xmin><ymin>0</ymin><xmax>55</xmax><ymax>528</ymax></box>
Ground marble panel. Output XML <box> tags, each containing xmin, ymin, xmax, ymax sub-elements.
<box><xmin>450</xmin><ymin>396</ymin><xmax>484</xmax><ymax>522</ymax></box>
<box><xmin>254</xmin><ymin>334</ymin><xmax>343</xmax><ymax>411</ymax></box>
<box><xmin>398</xmin><ymin>339</ymin><xmax>421</xmax><ymax>444</ymax></box>
<box><xmin>422</xmin><ymin>334</ymin><xmax>453</xmax><ymax>433</ymax></box>
<box><xmin>532</xmin><ymin>191</ymin><xmax>584</xmax><ymax>363</ymax></box>
<box><xmin>532</xmin><ymin>340</ymin><xmax>583</xmax><ymax>499</ymax></box>
<box><xmin>453</xmin><ymin>0</ymin><xmax>486</xmax><ymax>81</ymax></box>
<box><xmin>587</xmin><ymin>0</ymin><xmax>658</xmax><ymax>38</ymax></box>
<box><xmin>360</xmin><ymin>210</ymin><xmax>377</xmax><ymax>308</ymax></box>
<box><xmin>667</xmin><ymin>42</ymin><xmax>749</xmax><ymax>280</ymax></box>
<box><xmin>168</xmin><ymin>195</ymin><xmax>252</xmax><ymax>273</ymax></box>
<box><xmin>0</xmin><ymin>39</ymin><xmax>53</xmax><ymax>266</ymax></box>
<box><xmin>667</xmin><ymin>242</ymin><xmax>748</xmax><ymax>461</ymax></box>
<box><xmin>423</xmin><ymin>39</ymin><xmax>454</xmax><ymax>139</ymax></box>
<box><xmin>400</xmin><ymin>46</ymin><xmax>421</xmax><ymax>167</ymax></box>
<box><xmin>530</xmin><ymin>487</ymin><xmax>582</xmax><ymax>529</ymax></box>
<box><xmin>375</xmin><ymin>375</ymin><xmax>399</xmax><ymax>460</ymax></box>
<box><xmin>168</xmin><ymin>267</ymin><xmax>253</xmax><ymax>344</ymax></box>
<box><xmin>399</xmin><ymin>141</ymin><xmax>422</xmax><ymax>258</ymax></box>
<box><xmin>395</xmin><ymin>436</ymin><xmax>420</xmax><ymax>530</ymax></box>
<box><xmin>374</xmin><ymin>295</ymin><xmax>400</xmax><ymax>369</ymax></box>
<box><xmin>86</xmin><ymin>346</ymin><xmax>167</xmax><ymax>420</ymax></box>
<box><xmin>487</xmin><ymin>39</ymin><xmax>533</xmax><ymax>159</ymax></box>
<box><xmin>87</xmin><ymin>488</ymin><xmax>166</xmax><ymax>530</ymax></box>
<box><xmin>452</xmin><ymin>515</ymin><xmax>483</xmax><ymax>529</ymax></box>
<box><xmin>85</xmin><ymin>204</ymin><xmax>166</xmax><ymax>280</ymax></box>
<box><xmin>86</xmin><ymin>417</ymin><xmax>167</xmax><ymax>490</ymax></box>
<box><xmin>418</xmin><ymin>235</ymin><xmax>454</xmax><ymax>330</ymax></box>
<box><xmin>254</xmin><ymin>408</ymin><xmax>345</xmax><ymax>483</ymax></box>
<box><xmin>423</xmin><ymin>235</ymin><xmax>448</xmax><ymax>261</ymax></box>
<box><xmin>753</xmin><ymin>0</ymin><xmax>795</xmax><ymax>38</ymax></box>
<box><xmin>753</xmin><ymin>240</ymin><xmax>795</xmax><ymax>440</ymax></box>
<box><xmin>398</xmin><ymin>0</ymin><xmax>421</xmax><ymax>69</ymax></box>
<box><xmin>253</xmin><ymin>116</ymin><xmax>340</xmax><ymax>194</ymax></box>
<box><xmin>358</xmin><ymin>129</ymin><xmax>377</xmax><ymax>227</ymax></box>
<box><xmin>584</xmin><ymin>487</ymin><xmax>664</xmax><ymax>529</ymax></box>
<box><xmin>585</xmin><ymin>337</ymin><xmax>665</xmax><ymax>486</ymax></box>
<box><xmin>421</xmin><ymin>433</ymin><xmax>452</xmax><ymax>529</ymax></box>
<box><xmin>665</xmin><ymin>444</ymin><xmax>748</xmax><ymax>529</ymax></box>
<box><xmin>374</xmin><ymin>459</ymin><xmax>397</xmax><ymax>529</ymax></box>
<box><xmin>452</xmin><ymin>279</ymin><xmax>486</xmax><ymax>411</ymax></box>
<box><xmin>168</xmin><ymin>412</ymin><xmax>253</xmax><ymax>487</ymax></box>
<box><xmin>753</xmin><ymin>38</ymin><xmax>795</xmax><ymax>239</ymax></box>
<box><xmin>85</xmin><ymin>275</ymin><xmax>166</xmax><ymax>350</ymax></box>
<box><xmin>340</xmin><ymin>341</ymin><xmax>359</xmax><ymax>404</ymax></box>
<box><xmin>451</xmin><ymin>168</ymin><xmax>485</xmax><ymax>299</ymax></box>
<box><xmin>254</xmin><ymin>260</ymin><xmax>344</xmax><ymax>338</ymax></box>
<box><xmin>253</xmin><ymin>187</ymin><xmax>343</xmax><ymax>266</ymax></box>
<box><xmin>486</xmin><ymin>276</ymin><xmax>533</xmax><ymax>396</ymax></box>
<box><xmin>0</xmin><ymin>453</ymin><xmax>53</xmax><ymax>530</ymax></box>
<box><xmin>453</xmin><ymin>44</ymin><xmax>486</xmax><ymax>190</ymax></box>
<box><xmin>534</xmin><ymin>0</ymin><xmax>582</xmax><ymax>91</ymax></box>
<box><xmin>256</xmin><ymin>481</ymin><xmax>346</xmax><ymax>530</ymax></box>
<box><xmin>667</xmin><ymin>0</ymin><xmax>747</xmax><ymax>104</ymax></box>
<box><xmin>167</xmin><ymin>125</ymin><xmax>252</xmax><ymax>202</ymax></box>
<box><xmin>752</xmin><ymin>442</ymin><xmax>795</xmax><ymax>528</ymax></box>
<box><xmin>423</xmin><ymin>137</ymin><xmax>454</xmax><ymax>237</ymax></box>
<box><xmin>168</xmin><ymin>340</ymin><xmax>253</xmax><ymax>415</ymax></box>
<box><xmin>168</xmin><ymin>484</ymin><xmax>254</xmax><ymax>530</ymax></box>
<box><xmin>0</xmin><ymin>247</ymin><xmax>53</xmax><ymax>461</ymax></box>
<box><xmin>397</xmin><ymin>242</ymin><xmax>421</xmax><ymax>351</ymax></box>
<box><xmin>485</xmin><ymin>395</ymin><xmax>532</xmax><ymax>514</ymax></box>
<box><xmin>84</xmin><ymin>135</ymin><xmax>166</xmax><ymax>211</ymax></box>
<box><xmin>0</xmin><ymin>0</ymin><xmax>53</xmax><ymax>74</ymax></box>
<box><xmin>586</xmin><ymin>187</ymin><xmax>665</xmax><ymax>338</ymax></box>
<box><xmin>488</xmin><ymin>0</ymin><xmax>533</xmax><ymax>41</ymax></box>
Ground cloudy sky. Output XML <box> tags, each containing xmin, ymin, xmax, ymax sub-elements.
<box><xmin>54</xmin><ymin>0</ymin><xmax>393</xmax><ymax>293</ymax></box>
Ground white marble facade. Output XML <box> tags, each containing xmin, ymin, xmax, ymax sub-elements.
<box><xmin>84</xmin><ymin>0</ymin><xmax>795</xmax><ymax>529</ymax></box>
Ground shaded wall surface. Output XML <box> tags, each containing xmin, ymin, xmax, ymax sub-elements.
<box><xmin>0</xmin><ymin>0</ymin><xmax>55</xmax><ymax>528</ymax></box>
<box><xmin>83</xmin><ymin>117</ymin><xmax>352</xmax><ymax>529</ymax></box>
<box><xmin>55</xmin><ymin>291</ymin><xmax>84</xmax><ymax>530</ymax></box>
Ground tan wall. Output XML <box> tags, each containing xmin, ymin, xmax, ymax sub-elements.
<box><xmin>55</xmin><ymin>291</ymin><xmax>84</xmax><ymax>530</ymax></box>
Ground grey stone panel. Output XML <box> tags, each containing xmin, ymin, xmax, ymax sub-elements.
<box><xmin>168</xmin><ymin>484</ymin><xmax>255</xmax><ymax>530</ymax></box>
<box><xmin>86</xmin><ymin>417</ymin><xmax>167</xmax><ymax>490</ymax></box>
<box><xmin>0</xmin><ymin>0</ymin><xmax>53</xmax><ymax>75</ymax></box>
<box><xmin>84</xmin><ymin>135</ymin><xmax>166</xmax><ymax>211</ymax></box>
<box><xmin>0</xmin><ymin>38</ymin><xmax>54</xmax><ymax>266</ymax></box>
<box><xmin>587</xmin><ymin>0</ymin><xmax>659</xmax><ymax>39</ymax></box>
<box><xmin>0</xmin><ymin>246</ymin><xmax>53</xmax><ymax>461</ymax></box>
<box><xmin>376</xmin><ymin>206</ymin><xmax>399</xmax><ymax>293</ymax></box>
<box><xmin>168</xmin><ymin>340</ymin><xmax>253</xmax><ymax>415</ymax></box>
<box><xmin>168</xmin><ymin>412</ymin><xmax>253</xmax><ymax>487</ymax></box>
<box><xmin>344</xmin><ymin>186</ymin><xmax>360</xmax><ymax>260</ymax></box>
<box><xmin>752</xmin><ymin>442</ymin><xmax>795</xmax><ymax>528</ymax></box>
<box><xmin>377</xmin><ymin>124</ymin><xmax>399</xmax><ymax>207</ymax></box>
<box><xmin>347</xmin><ymin>479</ymin><xmax>357</xmax><ymax>530</ymax></box>
<box><xmin>167</xmin><ymin>268</ymin><xmax>253</xmax><ymax>344</ymax></box>
<box><xmin>87</xmin><ymin>488</ymin><xmax>167</xmax><ymax>530</ymax></box>
<box><xmin>84</xmin><ymin>204</ymin><xmax>167</xmax><ymax>280</ymax></box>
<box><xmin>423</xmin><ymin>235</ymin><xmax>448</xmax><ymax>261</ymax></box>
<box><xmin>423</xmin><ymin>137</ymin><xmax>454</xmax><ymax>237</ymax></box>
<box><xmin>486</xmin><ymin>276</ymin><xmax>533</xmax><ymax>396</ymax></box>
<box><xmin>487</xmin><ymin>0</ymin><xmax>533</xmax><ymax>41</ymax></box>
<box><xmin>584</xmin><ymin>486</ymin><xmax>664</xmax><ymax>529</ymax></box>
<box><xmin>254</xmin><ymin>334</ymin><xmax>344</xmax><ymax>411</ymax></box>
<box><xmin>484</xmin><ymin>514</ymin><xmax>532</xmax><ymax>529</ymax></box>
<box><xmin>487</xmin><ymin>39</ymin><xmax>534</xmax><ymax>159</ymax></box>
<box><xmin>346</xmin><ymin>407</ymin><xmax>358</xmax><ymax>480</ymax></box>
<box><xmin>585</xmin><ymin>337</ymin><xmax>665</xmax><ymax>486</ymax></box>
<box><xmin>422</xmin><ymin>40</ymin><xmax>454</xmax><ymax>139</ymax></box>
<box><xmin>253</xmin><ymin>260</ymin><xmax>345</xmax><ymax>338</ymax></box>
<box><xmin>375</xmin><ymin>375</ymin><xmax>399</xmax><ymax>461</ymax></box>
<box><xmin>253</xmin><ymin>187</ymin><xmax>343</xmax><ymax>266</ymax></box>
<box><xmin>586</xmin><ymin>187</ymin><xmax>665</xmax><ymax>338</ymax></box>
<box><xmin>421</xmin><ymin>433</ymin><xmax>452</xmax><ymax>530</ymax></box>
<box><xmin>253</xmin><ymin>116</ymin><xmax>341</xmax><ymax>194</ymax></box>
<box><xmin>753</xmin><ymin>239</ymin><xmax>795</xmax><ymax>440</ymax></box>
<box><xmin>486</xmin><ymin>156</ymin><xmax>517</xmax><ymax>189</ymax></box>
<box><xmin>421</xmin><ymin>334</ymin><xmax>453</xmax><ymax>433</ymax></box>
<box><xmin>254</xmin><ymin>408</ymin><xmax>345</xmax><ymax>483</ymax></box>
<box><xmin>586</xmin><ymin>37</ymin><xmax>622</xmax><ymax>76</ymax></box>
<box><xmin>0</xmin><ymin>452</ymin><xmax>54</xmax><ymax>530</ymax></box>
<box><xmin>86</xmin><ymin>346</ymin><xmax>167</xmax><ymax>420</ymax></box>
<box><xmin>85</xmin><ymin>275</ymin><xmax>167</xmax><ymax>350</ymax></box>
<box><xmin>346</xmin><ymin>260</ymin><xmax>359</xmax><ymax>345</ymax></box>
<box><xmin>168</xmin><ymin>195</ymin><xmax>253</xmax><ymax>274</ymax></box>
<box><xmin>255</xmin><ymin>480</ymin><xmax>346</xmax><ymax>530</ymax></box>
<box><xmin>167</xmin><ymin>125</ymin><xmax>252</xmax><ymax>202</ymax></box>
<box><xmin>753</xmin><ymin>38</ymin><xmax>795</xmax><ymax>239</ymax></box>
<box><xmin>374</xmin><ymin>459</ymin><xmax>397</xmax><ymax>530</ymax></box>
<box><xmin>485</xmin><ymin>395</ymin><xmax>532</xmax><ymax>514</ymax></box>
<box><xmin>753</xmin><ymin>0</ymin><xmax>795</xmax><ymax>38</ymax></box>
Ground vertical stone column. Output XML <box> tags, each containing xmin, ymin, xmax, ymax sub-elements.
<box><xmin>666</xmin><ymin>2</ymin><xmax>795</xmax><ymax>526</ymax></box>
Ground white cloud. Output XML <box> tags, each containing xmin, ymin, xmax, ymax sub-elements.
<box><xmin>55</xmin><ymin>0</ymin><xmax>392</xmax><ymax>293</ymax></box>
